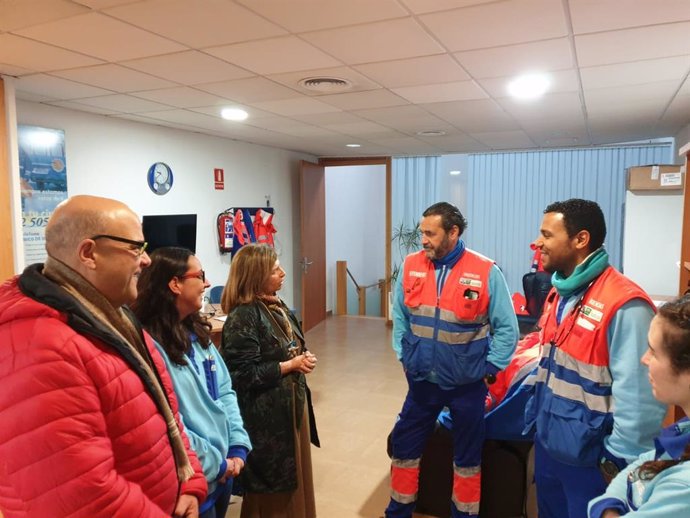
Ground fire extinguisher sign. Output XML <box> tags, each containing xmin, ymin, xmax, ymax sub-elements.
<box><xmin>214</xmin><ymin>168</ymin><xmax>224</xmax><ymax>190</ymax></box>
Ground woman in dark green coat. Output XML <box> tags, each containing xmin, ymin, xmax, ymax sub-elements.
<box><xmin>220</xmin><ymin>244</ymin><xmax>319</xmax><ymax>518</ymax></box>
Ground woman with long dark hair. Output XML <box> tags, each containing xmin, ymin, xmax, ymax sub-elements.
<box><xmin>220</xmin><ymin>243</ymin><xmax>319</xmax><ymax>518</ymax></box>
<box><xmin>589</xmin><ymin>294</ymin><xmax>690</xmax><ymax>517</ymax></box>
<box><xmin>134</xmin><ymin>247</ymin><xmax>251</xmax><ymax>518</ymax></box>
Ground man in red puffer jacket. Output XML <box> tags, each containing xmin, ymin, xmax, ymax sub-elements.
<box><xmin>0</xmin><ymin>195</ymin><xmax>207</xmax><ymax>517</ymax></box>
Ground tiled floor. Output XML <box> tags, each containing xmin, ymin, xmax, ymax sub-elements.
<box><xmin>227</xmin><ymin>314</ymin><xmax>423</xmax><ymax>518</ymax></box>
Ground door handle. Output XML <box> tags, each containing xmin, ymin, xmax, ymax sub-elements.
<box><xmin>300</xmin><ymin>257</ymin><xmax>313</xmax><ymax>273</ymax></box>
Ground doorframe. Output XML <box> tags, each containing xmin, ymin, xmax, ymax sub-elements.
<box><xmin>318</xmin><ymin>156</ymin><xmax>392</xmax><ymax>319</ymax></box>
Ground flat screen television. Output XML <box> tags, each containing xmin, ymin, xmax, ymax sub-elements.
<box><xmin>142</xmin><ymin>214</ymin><xmax>197</xmax><ymax>254</ymax></box>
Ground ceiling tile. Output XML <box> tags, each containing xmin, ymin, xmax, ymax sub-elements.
<box><xmin>105</xmin><ymin>0</ymin><xmax>286</xmax><ymax>48</ymax></box>
<box><xmin>470</xmin><ymin>130</ymin><xmax>537</xmax><ymax>150</ymax></box>
<box><xmin>302</xmin><ymin>17</ymin><xmax>444</xmax><ymax>65</ymax></box>
<box><xmin>477</xmin><ymin>69</ymin><xmax>579</xmax><ymax>98</ymax></box>
<box><xmin>15</xmin><ymin>91</ymin><xmax>60</xmax><ymax>103</ymax></box>
<box><xmin>420</xmin><ymin>0</ymin><xmax>567</xmax><ymax>52</ymax></box>
<box><xmin>400</xmin><ymin>0</ymin><xmax>496</xmax><ymax>15</ymax></box>
<box><xmin>267</xmin><ymin>66</ymin><xmax>381</xmax><ymax>94</ymax></box>
<box><xmin>191</xmin><ymin>104</ymin><xmax>277</xmax><ymax>120</ymax></box>
<box><xmin>580</xmin><ymin>55</ymin><xmax>690</xmax><ymax>90</ymax></box>
<box><xmin>131</xmin><ymin>87</ymin><xmax>229</xmax><ymax>108</ymax></box>
<box><xmin>46</xmin><ymin>100</ymin><xmax>120</xmax><ymax>115</ymax></box>
<box><xmin>195</xmin><ymin>77</ymin><xmax>300</xmax><ymax>103</ymax></box>
<box><xmin>52</xmin><ymin>64</ymin><xmax>175</xmax><ymax>92</ymax></box>
<box><xmin>205</xmin><ymin>36</ymin><xmax>342</xmax><ymax>75</ymax></box>
<box><xmin>75</xmin><ymin>94</ymin><xmax>174</xmax><ymax>113</ymax></box>
<box><xmin>367</xmin><ymin>136</ymin><xmax>443</xmax><ymax>154</ymax></box>
<box><xmin>251</xmin><ymin>97</ymin><xmax>342</xmax><ymax>116</ymax></box>
<box><xmin>585</xmin><ymin>81</ymin><xmax>680</xmax><ymax>111</ymax></box>
<box><xmin>575</xmin><ymin>22</ymin><xmax>690</xmax><ymax>67</ymax></box>
<box><xmin>271</xmin><ymin>125</ymin><xmax>345</xmax><ymax>138</ymax></box>
<box><xmin>236</xmin><ymin>0</ymin><xmax>407</xmax><ymax>32</ymax></box>
<box><xmin>570</xmin><ymin>0</ymin><xmax>690</xmax><ymax>35</ymax></box>
<box><xmin>0</xmin><ymin>62</ymin><xmax>34</xmax><ymax>76</ymax></box>
<box><xmin>290</xmin><ymin>111</ymin><xmax>368</xmax><ymax>125</ymax></box>
<box><xmin>321</xmin><ymin>121</ymin><xmax>400</xmax><ymax>136</ymax></box>
<box><xmin>496</xmin><ymin>92</ymin><xmax>584</xmax><ymax>122</ymax></box>
<box><xmin>131</xmin><ymin>109</ymin><xmax>235</xmax><ymax>132</ymax></box>
<box><xmin>392</xmin><ymin>80</ymin><xmax>487</xmax><ymax>103</ymax></box>
<box><xmin>14</xmin><ymin>74</ymin><xmax>113</xmax><ymax>100</ymax></box>
<box><xmin>455</xmin><ymin>38</ymin><xmax>573</xmax><ymax>79</ymax></box>
<box><xmin>122</xmin><ymin>51</ymin><xmax>255</xmax><ymax>85</ymax></box>
<box><xmin>15</xmin><ymin>12</ymin><xmax>186</xmax><ymax>61</ymax></box>
<box><xmin>0</xmin><ymin>34</ymin><xmax>103</xmax><ymax>72</ymax></box>
<box><xmin>0</xmin><ymin>0</ymin><xmax>89</xmax><ymax>31</ymax></box>
<box><xmin>354</xmin><ymin>54</ymin><xmax>469</xmax><ymax>87</ymax></box>
<box><xmin>422</xmin><ymin>99</ymin><xmax>521</xmax><ymax>132</ymax></box>
<box><xmin>318</xmin><ymin>89</ymin><xmax>408</xmax><ymax>110</ymax></box>
<box><xmin>72</xmin><ymin>0</ymin><xmax>146</xmax><ymax>8</ymax></box>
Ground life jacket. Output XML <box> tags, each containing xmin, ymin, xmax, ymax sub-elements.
<box><xmin>524</xmin><ymin>266</ymin><xmax>654</xmax><ymax>466</ymax></box>
<box><xmin>253</xmin><ymin>209</ymin><xmax>276</xmax><ymax>247</ymax></box>
<box><xmin>401</xmin><ymin>248</ymin><xmax>493</xmax><ymax>387</ymax></box>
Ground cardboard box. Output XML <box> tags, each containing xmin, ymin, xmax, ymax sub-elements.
<box><xmin>627</xmin><ymin>165</ymin><xmax>685</xmax><ymax>191</ymax></box>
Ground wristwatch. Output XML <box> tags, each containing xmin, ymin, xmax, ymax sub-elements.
<box><xmin>484</xmin><ymin>372</ymin><xmax>497</xmax><ymax>385</ymax></box>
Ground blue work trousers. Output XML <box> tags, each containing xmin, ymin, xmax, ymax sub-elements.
<box><xmin>385</xmin><ymin>375</ymin><xmax>487</xmax><ymax>518</ymax></box>
<box><xmin>534</xmin><ymin>440</ymin><xmax>607</xmax><ymax>518</ymax></box>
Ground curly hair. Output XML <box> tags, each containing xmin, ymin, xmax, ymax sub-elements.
<box><xmin>639</xmin><ymin>295</ymin><xmax>690</xmax><ymax>479</ymax></box>
<box><xmin>544</xmin><ymin>198</ymin><xmax>606</xmax><ymax>252</ymax></box>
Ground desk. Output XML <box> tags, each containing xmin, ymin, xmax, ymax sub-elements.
<box><xmin>203</xmin><ymin>304</ymin><xmax>225</xmax><ymax>347</ymax></box>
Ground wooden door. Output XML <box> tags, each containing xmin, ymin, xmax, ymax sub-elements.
<box><xmin>299</xmin><ymin>160</ymin><xmax>326</xmax><ymax>332</ymax></box>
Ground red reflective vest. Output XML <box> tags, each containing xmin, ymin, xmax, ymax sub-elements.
<box><xmin>401</xmin><ymin>249</ymin><xmax>493</xmax><ymax>387</ymax></box>
<box><xmin>253</xmin><ymin>209</ymin><xmax>276</xmax><ymax>247</ymax></box>
<box><xmin>527</xmin><ymin>266</ymin><xmax>654</xmax><ymax>466</ymax></box>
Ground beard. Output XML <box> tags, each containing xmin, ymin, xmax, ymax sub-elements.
<box><xmin>424</xmin><ymin>235</ymin><xmax>454</xmax><ymax>260</ymax></box>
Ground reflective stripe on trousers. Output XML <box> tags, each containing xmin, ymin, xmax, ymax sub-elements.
<box><xmin>452</xmin><ymin>464</ymin><xmax>481</xmax><ymax>515</ymax></box>
<box><xmin>390</xmin><ymin>458</ymin><xmax>420</xmax><ymax>504</ymax></box>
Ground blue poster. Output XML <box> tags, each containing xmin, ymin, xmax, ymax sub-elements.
<box><xmin>18</xmin><ymin>125</ymin><xmax>68</xmax><ymax>265</ymax></box>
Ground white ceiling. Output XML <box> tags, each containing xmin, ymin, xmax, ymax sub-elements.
<box><xmin>1</xmin><ymin>0</ymin><xmax>689</xmax><ymax>157</ymax></box>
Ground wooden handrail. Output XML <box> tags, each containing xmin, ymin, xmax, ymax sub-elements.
<box><xmin>335</xmin><ymin>260</ymin><xmax>385</xmax><ymax>316</ymax></box>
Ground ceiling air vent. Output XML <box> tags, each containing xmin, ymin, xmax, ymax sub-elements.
<box><xmin>298</xmin><ymin>76</ymin><xmax>353</xmax><ymax>93</ymax></box>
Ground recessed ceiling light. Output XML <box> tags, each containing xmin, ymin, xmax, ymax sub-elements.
<box><xmin>346</xmin><ymin>143</ymin><xmax>361</xmax><ymax>148</ymax></box>
<box><xmin>221</xmin><ymin>107</ymin><xmax>249</xmax><ymax>121</ymax></box>
<box><xmin>507</xmin><ymin>73</ymin><xmax>550</xmax><ymax>100</ymax></box>
<box><xmin>449</xmin><ymin>170</ymin><xmax>461</xmax><ymax>176</ymax></box>
<box><xmin>417</xmin><ymin>130</ymin><xmax>446</xmax><ymax>136</ymax></box>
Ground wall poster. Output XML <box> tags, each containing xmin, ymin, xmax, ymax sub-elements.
<box><xmin>18</xmin><ymin>125</ymin><xmax>68</xmax><ymax>265</ymax></box>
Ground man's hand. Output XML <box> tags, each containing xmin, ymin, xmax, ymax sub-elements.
<box><xmin>173</xmin><ymin>494</ymin><xmax>199</xmax><ymax>518</ymax></box>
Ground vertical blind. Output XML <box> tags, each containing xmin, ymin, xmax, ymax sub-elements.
<box><xmin>464</xmin><ymin>144</ymin><xmax>673</xmax><ymax>294</ymax></box>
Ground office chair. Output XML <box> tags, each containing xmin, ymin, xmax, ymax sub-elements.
<box><xmin>209</xmin><ymin>285</ymin><xmax>224</xmax><ymax>304</ymax></box>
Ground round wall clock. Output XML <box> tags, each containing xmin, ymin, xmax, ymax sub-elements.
<box><xmin>147</xmin><ymin>162</ymin><xmax>173</xmax><ymax>195</ymax></box>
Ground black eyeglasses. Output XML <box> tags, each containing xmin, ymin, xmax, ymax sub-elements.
<box><xmin>90</xmin><ymin>234</ymin><xmax>148</xmax><ymax>257</ymax></box>
<box><xmin>180</xmin><ymin>270</ymin><xmax>206</xmax><ymax>282</ymax></box>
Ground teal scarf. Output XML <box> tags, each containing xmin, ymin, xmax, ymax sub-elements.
<box><xmin>551</xmin><ymin>247</ymin><xmax>609</xmax><ymax>298</ymax></box>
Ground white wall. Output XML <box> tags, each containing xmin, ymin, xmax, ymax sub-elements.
<box><xmin>16</xmin><ymin>101</ymin><xmax>316</xmax><ymax>308</ymax></box>
<box><xmin>623</xmin><ymin>190</ymin><xmax>683</xmax><ymax>297</ymax></box>
<box><xmin>325</xmin><ymin>164</ymin><xmax>386</xmax><ymax>312</ymax></box>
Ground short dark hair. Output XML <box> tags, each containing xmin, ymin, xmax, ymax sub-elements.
<box><xmin>544</xmin><ymin>198</ymin><xmax>606</xmax><ymax>251</ymax></box>
<box><xmin>423</xmin><ymin>202</ymin><xmax>467</xmax><ymax>236</ymax></box>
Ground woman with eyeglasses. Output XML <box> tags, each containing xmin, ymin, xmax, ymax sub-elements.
<box><xmin>133</xmin><ymin>246</ymin><xmax>251</xmax><ymax>518</ymax></box>
<box><xmin>588</xmin><ymin>294</ymin><xmax>690</xmax><ymax>518</ymax></box>
<box><xmin>220</xmin><ymin>243</ymin><xmax>319</xmax><ymax>518</ymax></box>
